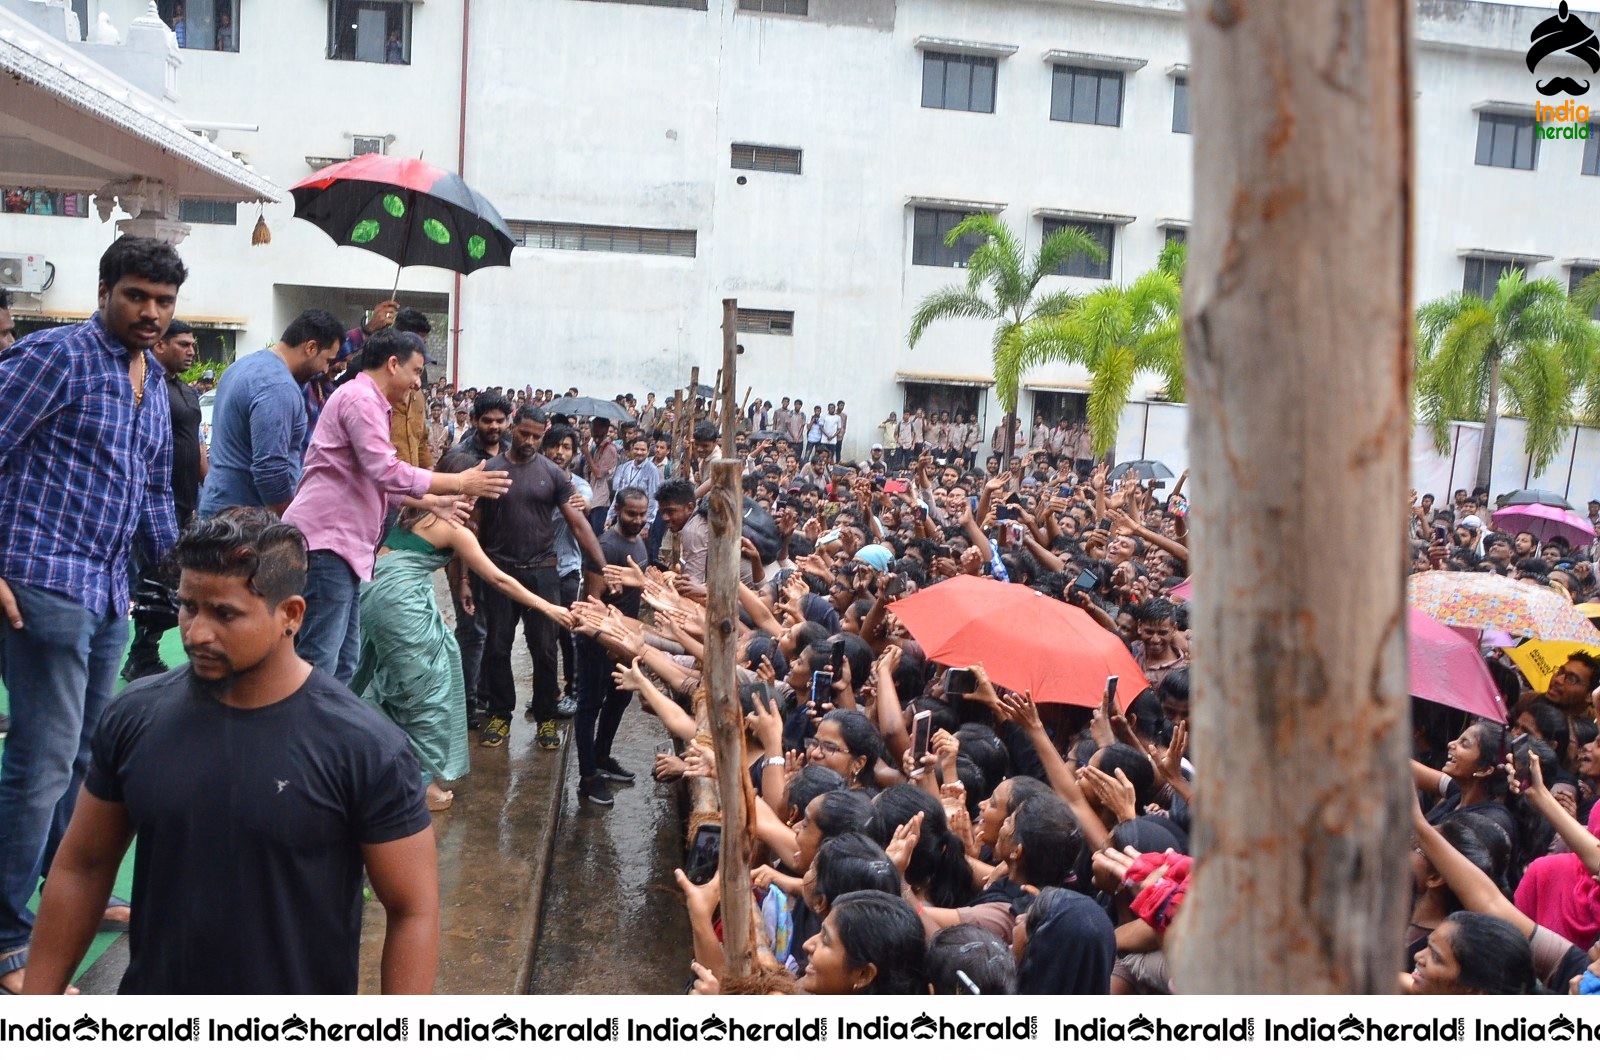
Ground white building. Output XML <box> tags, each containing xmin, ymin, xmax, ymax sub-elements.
<box><xmin>4</xmin><ymin>0</ymin><xmax>1598</xmax><ymax>462</ymax></box>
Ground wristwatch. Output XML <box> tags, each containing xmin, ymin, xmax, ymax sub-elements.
<box><xmin>763</xmin><ymin>756</ymin><xmax>786</xmax><ymax>769</ymax></box>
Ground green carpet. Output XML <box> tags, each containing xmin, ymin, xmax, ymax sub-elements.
<box><xmin>0</xmin><ymin>623</ymin><xmax>187</xmax><ymax>983</ymax></box>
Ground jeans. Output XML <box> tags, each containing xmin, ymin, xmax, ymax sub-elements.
<box><xmin>574</xmin><ymin>632</ymin><xmax>630</xmax><ymax>779</ymax></box>
<box><xmin>0</xmin><ymin>584</ymin><xmax>126</xmax><ymax>967</ymax></box>
<box><xmin>647</xmin><ymin>513</ymin><xmax>667</xmax><ymax>566</ymax></box>
<box><xmin>452</xmin><ymin>572</ymin><xmax>488</xmax><ymax>710</ymax></box>
<box><xmin>481</xmin><ymin>565</ymin><xmax>561</xmax><ymax>724</ymax></box>
<box><xmin>298</xmin><ymin>550</ymin><xmax>361</xmax><ymax>684</ymax></box>
<box><xmin>557</xmin><ymin>572</ymin><xmax>580</xmax><ymax>699</ymax></box>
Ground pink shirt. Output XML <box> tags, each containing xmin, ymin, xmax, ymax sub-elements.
<box><xmin>285</xmin><ymin>372</ymin><xmax>432</xmax><ymax>579</ymax></box>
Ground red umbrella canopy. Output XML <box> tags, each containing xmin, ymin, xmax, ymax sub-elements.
<box><xmin>888</xmin><ymin>575</ymin><xmax>1149</xmax><ymax>710</ymax></box>
<box><xmin>290</xmin><ymin>155</ymin><xmax>515</xmax><ymax>274</ymax></box>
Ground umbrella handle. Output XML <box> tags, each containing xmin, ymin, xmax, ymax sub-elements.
<box><xmin>391</xmin><ymin>259</ymin><xmax>403</xmax><ymax>303</ymax></box>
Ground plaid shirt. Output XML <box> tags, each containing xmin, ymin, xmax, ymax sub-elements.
<box><xmin>0</xmin><ymin>313</ymin><xmax>178</xmax><ymax>616</ymax></box>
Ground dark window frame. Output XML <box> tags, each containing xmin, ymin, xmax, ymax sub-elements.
<box><xmin>1172</xmin><ymin>76</ymin><xmax>1190</xmax><ymax>134</ymax></box>
<box><xmin>1044</xmin><ymin>218</ymin><xmax>1115</xmax><ymax>279</ymax></box>
<box><xmin>328</xmin><ymin>0</ymin><xmax>413</xmax><ymax>65</ymax></box>
<box><xmin>507</xmin><ymin>220</ymin><xmax>698</xmax><ymax>258</ymax></box>
<box><xmin>178</xmin><ymin>199</ymin><xmax>239</xmax><ymax>226</ymax></box>
<box><xmin>920</xmin><ymin>51</ymin><xmax>998</xmax><ymax>114</ymax></box>
<box><xmin>1462</xmin><ymin>255</ymin><xmax>1536</xmax><ymax>299</ymax></box>
<box><xmin>577</xmin><ymin>0</ymin><xmax>706</xmax><ymax>8</ymax></box>
<box><xmin>912</xmin><ymin>208</ymin><xmax>985</xmax><ymax>268</ymax></box>
<box><xmin>157</xmin><ymin>1</ymin><xmax>241</xmax><ymax>53</ymax></box>
<box><xmin>1049</xmin><ymin>65</ymin><xmax>1124</xmax><ymax>127</ymax></box>
<box><xmin>1161</xmin><ymin>226</ymin><xmax>1188</xmax><ymax>246</ymax></box>
<box><xmin>737</xmin><ymin>0</ymin><xmax>807</xmax><ymax>13</ymax></box>
<box><xmin>1474</xmin><ymin>113</ymin><xmax>1538</xmax><ymax>171</ymax></box>
<box><xmin>1571</xmin><ymin>264</ymin><xmax>1600</xmax><ymax>320</ymax></box>
<box><xmin>735</xmin><ymin>308</ymin><xmax>795</xmax><ymax>336</ymax></box>
<box><xmin>2</xmin><ymin>188</ymin><xmax>91</xmax><ymax>218</ymax></box>
<box><xmin>730</xmin><ymin>143</ymin><xmax>803</xmax><ymax>175</ymax></box>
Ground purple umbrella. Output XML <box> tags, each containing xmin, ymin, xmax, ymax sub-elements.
<box><xmin>1491</xmin><ymin>503</ymin><xmax>1596</xmax><ymax>546</ymax></box>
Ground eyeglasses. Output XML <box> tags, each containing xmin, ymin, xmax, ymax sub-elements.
<box><xmin>805</xmin><ymin>737</ymin><xmax>846</xmax><ymax>757</ymax></box>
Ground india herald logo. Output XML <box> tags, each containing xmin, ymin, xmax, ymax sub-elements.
<box><xmin>1528</xmin><ymin>2</ymin><xmax>1600</xmax><ymax>96</ymax></box>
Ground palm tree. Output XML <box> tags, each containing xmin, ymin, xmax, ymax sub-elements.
<box><xmin>907</xmin><ymin>215</ymin><xmax>1104</xmax><ymax>467</ymax></box>
<box><xmin>1002</xmin><ymin>240</ymin><xmax>1187</xmax><ymax>459</ymax></box>
<box><xmin>1416</xmin><ymin>269</ymin><xmax>1598</xmax><ymax>491</ymax></box>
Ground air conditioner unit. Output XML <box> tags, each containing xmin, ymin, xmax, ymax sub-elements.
<box><xmin>0</xmin><ymin>253</ymin><xmax>50</xmax><ymax>294</ymax></box>
<box><xmin>352</xmin><ymin>135</ymin><xmax>386</xmax><ymax>157</ymax></box>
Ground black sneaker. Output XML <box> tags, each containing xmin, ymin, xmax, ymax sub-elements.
<box><xmin>467</xmin><ymin>707</ymin><xmax>484</xmax><ymax>732</ymax></box>
<box><xmin>578</xmin><ymin>775</ymin><xmax>614</xmax><ymax>807</ymax></box>
<box><xmin>479</xmin><ymin>716</ymin><xmax>510</xmax><ymax>748</ymax></box>
<box><xmin>0</xmin><ymin>713</ymin><xmax>8</xmax><ymax>739</ymax></box>
<box><xmin>597</xmin><ymin>756</ymin><xmax>635</xmax><ymax>784</ymax></box>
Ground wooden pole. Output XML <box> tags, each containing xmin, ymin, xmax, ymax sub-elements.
<box><xmin>1174</xmin><ymin>0</ymin><xmax>1413</xmax><ymax>993</ymax></box>
<box><xmin>703</xmin><ymin>458</ymin><xmax>754</xmax><ymax>981</ymax></box>
<box><xmin>720</xmin><ymin>300</ymin><xmax>739</xmax><ymax>444</ymax></box>
<box><xmin>681</xmin><ymin>365</ymin><xmax>700</xmax><ymax>479</ymax></box>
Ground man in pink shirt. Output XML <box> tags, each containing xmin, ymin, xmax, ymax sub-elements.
<box><xmin>285</xmin><ymin>330</ymin><xmax>509</xmax><ymax>682</ymax></box>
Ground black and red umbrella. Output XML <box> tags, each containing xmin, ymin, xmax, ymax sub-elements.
<box><xmin>290</xmin><ymin>155</ymin><xmax>515</xmax><ymax>296</ymax></box>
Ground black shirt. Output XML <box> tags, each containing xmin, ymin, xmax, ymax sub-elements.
<box><xmin>84</xmin><ymin>667</ymin><xmax>431</xmax><ymax>994</ymax></box>
<box><xmin>588</xmin><ymin>527</ymin><xmax>648</xmax><ymax>618</ymax></box>
<box><xmin>475</xmin><ymin>452</ymin><xmax>573</xmax><ymax>567</ymax></box>
<box><xmin>165</xmin><ymin>374</ymin><xmax>203</xmax><ymax>527</ymax></box>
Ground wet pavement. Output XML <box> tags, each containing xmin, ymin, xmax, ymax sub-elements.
<box><xmin>527</xmin><ymin>704</ymin><xmax>693</xmax><ymax>994</ymax></box>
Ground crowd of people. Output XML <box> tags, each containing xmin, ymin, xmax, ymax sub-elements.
<box><xmin>0</xmin><ymin>237</ymin><xmax>1597</xmax><ymax>996</ymax></box>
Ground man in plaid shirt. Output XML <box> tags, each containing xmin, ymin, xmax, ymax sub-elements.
<box><xmin>0</xmin><ymin>237</ymin><xmax>187</xmax><ymax>994</ymax></box>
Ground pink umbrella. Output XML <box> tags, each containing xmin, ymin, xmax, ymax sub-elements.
<box><xmin>1408</xmin><ymin>607</ymin><xmax>1506</xmax><ymax>722</ymax></box>
<box><xmin>1169</xmin><ymin>579</ymin><xmax>1192</xmax><ymax>601</ymax></box>
<box><xmin>1491</xmin><ymin>503</ymin><xmax>1596</xmax><ymax>545</ymax></box>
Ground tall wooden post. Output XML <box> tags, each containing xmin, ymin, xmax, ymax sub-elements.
<box><xmin>681</xmin><ymin>365</ymin><xmax>701</xmax><ymax>479</ymax></box>
<box><xmin>720</xmin><ymin>299</ymin><xmax>739</xmax><ymax>445</ymax></box>
<box><xmin>1173</xmin><ymin>1</ymin><xmax>1414</xmax><ymax>993</ymax></box>
<box><xmin>703</xmin><ymin>458</ymin><xmax>754</xmax><ymax>981</ymax></box>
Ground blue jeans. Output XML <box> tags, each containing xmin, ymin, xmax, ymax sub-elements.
<box><xmin>298</xmin><ymin>550</ymin><xmax>361</xmax><ymax>684</ymax></box>
<box><xmin>0</xmin><ymin>584</ymin><xmax>127</xmax><ymax>969</ymax></box>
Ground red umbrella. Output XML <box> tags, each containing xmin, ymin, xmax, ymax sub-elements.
<box><xmin>888</xmin><ymin>575</ymin><xmax>1149</xmax><ymax>710</ymax></box>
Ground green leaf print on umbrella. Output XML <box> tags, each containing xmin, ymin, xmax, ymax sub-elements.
<box><xmin>383</xmin><ymin>194</ymin><xmax>406</xmax><ymax>218</ymax></box>
<box><xmin>423</xmin><ymin>219</ymin><xmax>451</xmax><ymax>245</ymax></box>
<box><xmin>351</xmin><ymin>219</ymin><xmax>381</xmax><ymax>243</ymax></box>
<box><xmin>468</xmin><ymin>235</ymin><xmax>487</xmax><ymax>260</ymax></box>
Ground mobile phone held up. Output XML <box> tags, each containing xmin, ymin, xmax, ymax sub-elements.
<box><xmin>946</xmin><ymin>667</ymin><xmax>978</xmax><ymax>696</ymax></box>
<box><xmin>685</xmin><ymin>824</ymin><xmax>722</xmax><ymax>885</ymax></box>
<box><xmin>910</xmin><ymin>709</ymin><xmax>933</xmax><ymax>776</ymax></box>
<box><xmin>1072</xmin><ymin>568</ymin><xmax>1100</xmax><ymax>595</ymax></box>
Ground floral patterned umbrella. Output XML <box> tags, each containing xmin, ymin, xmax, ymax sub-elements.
<box><xmin>1408</xmin><ymin>570</ymin><xmax>1600</xmax><ymax>646</ymax></box>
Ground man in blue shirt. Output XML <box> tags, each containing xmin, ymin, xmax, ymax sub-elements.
<box><xmin>197</xmin><ymin>310</ymin><xmax>344</xmax><ymax>517</ymax></box>
<box><xmin>0</xmin><ymin>236</ymin><xmax>187</xmax><ymax>994</ymax></box>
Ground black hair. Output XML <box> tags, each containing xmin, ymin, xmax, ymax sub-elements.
<box><xmin>356</xmin><ymin>327</ymin><xmax>424</xmax><ymax>372</ymax></box>
<box><xmin>869</xmin><ymin>785</ymin><xmax>976</xmax><ymax>908</ymax></box>
<box><xmin>1159</xmin><ymin>666</ymin><xmax>1191</xmax><ymax>703</ymax></box>
<box><xmin>175</xmin><ymin>507</ymin><xmax>308</xmax><ymax>606</ymax></box>
<box><xmin>1011</xmin><ymin>793</ymin><xmax>1083</xmax><ymax>889</ymax></box>
<box><xmin>925</xmin><ymin>924</ymin><xmax>1017</xmax><ymax>996</ymax></box>
<box><xmin>99</xmin><ymin>235</ymin><xmax>187</xmax><ymax>290</ymax></box>
<box><xmin>786</xmin><ymin>765</ymin><xmax>847</xmax><ymax>820</ymax></box>
<box><xmin>807</xmin><ymin>789</ymin><xmax>877</xmax><ymax>841</ymax></box>
<box><xmin>954</xmin><ymin>722</ymin><xmax>1009</xmax><ymax>794</ymax></box>
<box><xmin>1440</xmin><ymin>911</ymin><xmax>1540</xmax><ymax>994</ymax></box>
<box><xmin>786</xmin><ymin>621</ymin><xmax>830</xmax><ymax>660</ymax></box>
<box><xmin>827</xmin><ymin>892</ymin><xmax>929</xmax><ymax>995</ymax></box>
<box><xmin>656</xmin><ymin>479</ymin><xmax>696</xmax><ymax>509</ymax></box>
<box><xmin>1126</xmin><ymin>689</ymin><xmax>1164</xmax><ymax>742</ymax></box>
<box><xmin>162</xmin><ymin>319</ymin><xmax>194</xmax><ymax>340</ymax></box>
<box><xmin>280</xmin><ymin>308</ymin><xmax>345</xmax><ymax>350</ymax></box>
<box><xmin>1433</xmin><ymin>816</ymin><xmax>1506</xmax><ymax>910</ymax></box>
<box><xmin>693</xmin><ymin>421</ymin><xmax>721</xmax><ymax>442</ymax></box>
<box><xmin>540</xmin><ymin>423</ymin><xmax>578</xmax><ymax>454</ymax></box>
<box><xmin>1516</xmin><ymin>702</ymin><xmax>1569</xmax><ymax>762</ymax></box>
<box><xmin>1094</xmin><ymin>743</ymin><xmax>1158</xmax><ymax>808</ymax></box>
<box><xmin>1567</xmin><ymin>651</ymin><xmax>1600</xmax><ymax>692</ymax></box>
<box><xmin>394</xmin><ymin>307</ymin><xmax>431</xmax><ymax>335</ymax></box>
<box><xmin>614</xmin><ymin>486</ymin><xmax>649</xmax><ymax>511</ymax></box>
<box><xmin>811</xmin><ymin>833</ymin><xmax>902</xmax><ymax>913</ymax></box>
<box><xmin>1569</xmin><ymin>717</ymin><xmax>1597</xmax><ymax>773</ymax></box>
<box><xmin>818</xmin><ymin>709</ymin><xmax>884</xmax><ymax>786</ymax></box>
<box><xmin>472</xmin><ymin>392</ymin><xmax>513</xmax><ymax>420</ymax></box>
<box><xmin>513</xmin><ymin>405</ymin><xmax>549</xmax><ymax>426</ymax></box>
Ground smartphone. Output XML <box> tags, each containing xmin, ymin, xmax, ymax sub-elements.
<box><xmin>810</xmin><ymin>669</ymin><xmax>834</xmax><ymax>708</ymax></box>
<box><xmin>955</xmin><ymin>970</ymin><xmax>982</xmax><ymax>996</ymax></box>
<box><xmin>1105</xmin><ymin>674</ymin><xmax>1120</xmax><ymax>704</ymax></box>
<box><xmin>1508</xmin><ymin>733</ymin><xmax>1533</xmax><ymax>791</ymax></box>
<box><xmin>655</xmin><ymin>740</ymin><xmax>674</xmax><ymax>758</ymax></box>
<box><xmin>1006</xmin><ymin>523</ymin><xmax>1025</xmax><ymax>548</ymax></box>
<box><xmin>910</xmin><ymin>710</ymin><xmax>933</xmax><ymax>776</ymax></box>
<box><xmin>1433</xmin><ymin>525</ymin><xmax>1449</xmax><ymax>545</ymax></box>
<box><xmin>1072</xmin><ymin>568</ymin><xmax>1100</xmax><ymax>595</ymax></box>
<box><xmin>947</xmin><ymin>667</ymin><xmax>978</xmax><ymax>696</ymax></box>
<box><xmin>1170</xmin><ymin>495</ymin><xmax>1190</xmax><ymax>518</ymax></box>
<box><xmin>883</xmin><ymin>479</ymin><xmax>909</xmax><ymax>495</ymax></box>
<box><xmin>831</xmin><ymin>641</ymin><xmax>847</xmax><ymax>678</ymax></box>
<box><xmin>1057</xmin><ymin>485</ymin><xmax>1074</xmax><ymax>499</ymax></box>
<box><xmin>996</xmin><ymin>504</ymin><xmax>1018</xmax><ymax>522</ymax></box>
<box><xmin>685</xmin><ymin>824</ymin><xmax>722</xmax><ymax>885</ymax></box>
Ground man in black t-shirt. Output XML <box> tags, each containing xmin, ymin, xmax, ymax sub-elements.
<box><xmin>473</xmin><ymin>406</ymin><xmax>605</xmax><ymax>750</ymax></box>
<box><xmin>123</xmin><ymin>320</ymin><xmax>206</xmax><ymax>684</ymax></box>
<box><xmin>23</xmin><ymin>510</ymin><xmax>437</xmax><ymax>995</ymax></box>
<box><xmin>572</xmin><ymin>488</ymin><xmax>651</xmax><ymax>806</ymax></box>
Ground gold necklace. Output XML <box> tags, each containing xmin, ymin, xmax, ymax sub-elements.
<box><xmin>131</xmin><ymin>353</ymin><xmax>147</xmax><ymax>408</ymax></box>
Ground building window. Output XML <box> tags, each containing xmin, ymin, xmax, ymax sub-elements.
<box><xmin>1585</xmin><ymin>124</ymin><xmax>1599</xmax><ymax>176</ymax></box>
<box><xmin>178</xmin><ymin>199</ymin><xmax>238</xmax><ymax>225</ymax></box>
<box><xmin>1463</xmin><ymin>255</ymin><xmax>1536</xmax><ymax>299</ymax></box>
<box><xmin>1172</xmin><ymin>76</ymin><xmax>1190</xmax><ymax>134</ymax></box>
<box><xmin>921</xmin><ymin>52</ymin><xmax>997</xmax><ymax>114</ymax></box>
<box><xmin>1162</xmin><ymin>226</ymin><xmax>1188</xmax><ymax>246</ymax></box>
<box><xmin>731</xmin><ymin>144</ymin><xmax>802</xmax><ymax>175</ymax></box>
<box><xmin>1572</xmin><ymin>265</ymin><xmax>1600</xmax><ymax>320</ymax></box>
<box><xmin>1044</xmin><ymin>219</ymin><xmax>1115</xmax><ymax>279</ymax></box>
<box><xmin>328</xmin><ymin>0</ymin><xmax>411</xmax><ymax>64</ymax></box>
<box><xmin>912</xmin><ymin>208</ymin><xmax>985</xmax><ymax>268</ymax></box>
<box><xmin>735</xmin><ymin>308</ymin><xmax>794</xmax><ymax>335</ymax></box>
<box><xmin>1474</xmin><ymin>113</ymin><xmax>1537</xmax><ymax>170</ymax></box>
<box><xmin>737</xmin><ymin>0</ymin><xmax>807</xmax><ymax>13</ymax></box>
<box><xmin>158</xmin><ymin>1</ymin><xmax>240</xmax><ymax>52</ymax></box>
<box><xmin>577</xmin><ymin>0</ymin><xmax>706</xmax><ymax>7</ymax></box>
<box><xmin>507</xmin><ymin>220</ymin><xmax>698</xmax><ymax>258</ymax></box>
<box><xmin>2</xmin><ymin>189</ymin><xmax>90</xmax><ymax>218</ymax></box>
<box><xmin>1050</xmin><ymin>66</ymin><xmax>1123</xmax><ymax>127</ymax></box>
